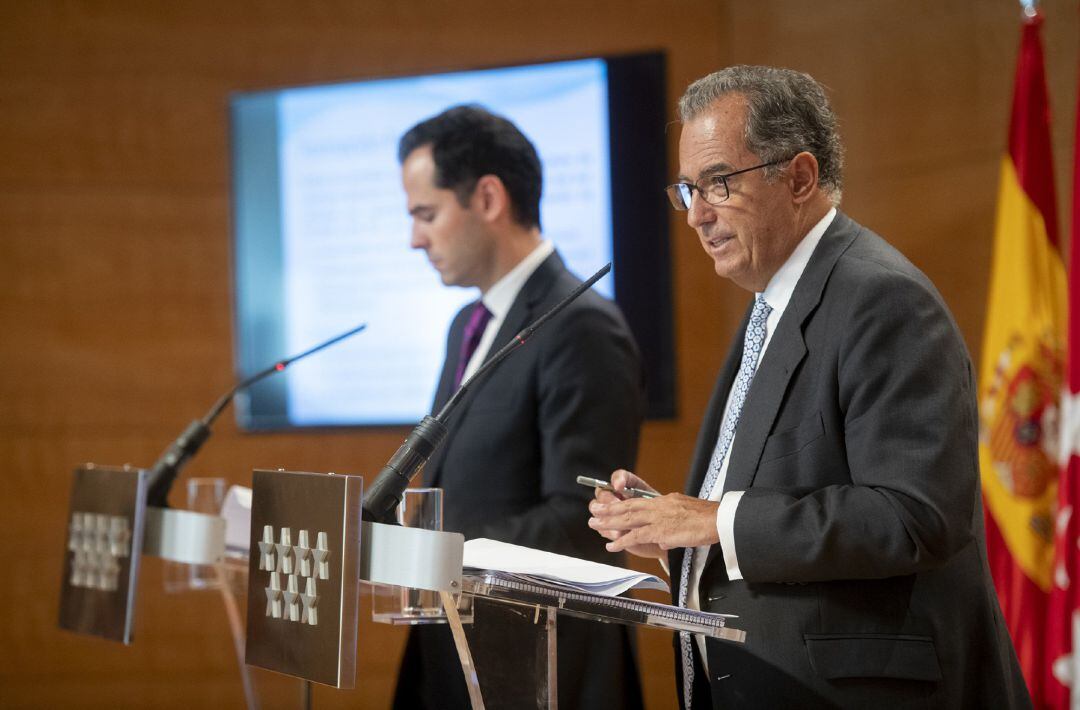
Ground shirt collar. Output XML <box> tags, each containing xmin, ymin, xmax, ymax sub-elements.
<box><xmin>759</xmin><ymin>207</ymin><xmax>836</xmax><ymax>311</ymax></box>
<box><xmin>481</xmin><ymin>239</ymin><xmax>555</xmax><ymax>319</ymax></box>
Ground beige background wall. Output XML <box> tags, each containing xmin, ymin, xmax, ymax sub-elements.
<box><xmin>2</xmin><ymin>1</ymin><xmax>1077</xmax><ymax>707</ymax></box>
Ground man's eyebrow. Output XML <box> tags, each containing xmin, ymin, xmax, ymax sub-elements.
<box><xmin>677</xmin><ymin>162</ymin><xmax>734</xmax><ymax>183</ymax></box>
<box><xmin>408</xmin><ymin>204</ymin><xmax>434</xmax><ymax>216</ymax></box>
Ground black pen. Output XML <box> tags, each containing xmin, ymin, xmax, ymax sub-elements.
<box><xmin>576</xmin><ymin>475</ymin><xmax>660</xmax><ymax>499</ymax></box>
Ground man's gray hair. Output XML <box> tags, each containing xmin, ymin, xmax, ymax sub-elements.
<box><xmin>679</xmin><ymin>65</ymin><xmax>844</xmax><ymax>204</ymax></box>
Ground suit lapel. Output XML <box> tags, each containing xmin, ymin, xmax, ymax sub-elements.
<box><xmin>675</xmin><ymin>311</ymin><xmax>746</xmax><ymax>600</ymax></box>
<box><xmin>432</xmin><ymin>311</ymin><xmax>467</xmax><ymax>412</ymax></box>
<box><xmin>701</xmin><ymin>212</ymin><xmax>860</xmax><ymax>573</ymax></box>
<box><xmin>485</xmin><ymin>250</ymin><xmax>564</xmax><ymax>356</ymax></box>
<box><xmin>723</xmin><ymin>212</ymin><xmax>859</xmax><ymax>492</ymax></box>
<box><xmin>720</xmin><ymin>319</ymin><xmax>807</xmax><ymax>494</ymax></box>
<box><xmin>422</xmin><ymin>252</ymin><xmax>565</xmax><ymax>486</ymax></box>
<box><xmin>424</xmin><ymin>307</ymin><xmax>471</xmax><ymax>486</ymax></box>
<box><xmin>684</xmin><ymin>309</ymin><xmax>749</xmax><ymax>496</ymax></box>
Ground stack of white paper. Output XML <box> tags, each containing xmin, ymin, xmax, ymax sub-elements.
<box><xmin>220</xmin><ymin>485</ymin><xmax>252</xmax><ymax>559</ymax></box>
<box><xmin>463</xmin><ymin>538</ymin><xmax>668</xmax><ymax>597</ymax></box>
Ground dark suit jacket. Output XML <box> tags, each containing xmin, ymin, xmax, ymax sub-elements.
<box><xmin>394</xmin><ymin>251</ymin><xmax>646</xmax><ymax>710</ymax></box>
<box><xmin>671</xmin><ymin>212</ymin><xmax>1030</xmax><ymax>709</ymax></box>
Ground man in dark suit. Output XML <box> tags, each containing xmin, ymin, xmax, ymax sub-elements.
<box><xmin>589</xmin><ymin>66</ymin><xmax>1030</xmax><ymax>708</ymax></box>
<box><xmin>392</xmin><ymin>105</ymin><xmax>645</xmax><ymax>709</ymax></box>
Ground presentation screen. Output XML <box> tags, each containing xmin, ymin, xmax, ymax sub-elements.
<box><xmin>231</xmin><ymin>52</ymin><xmax>672</xmax><ymax>429</ymax></box>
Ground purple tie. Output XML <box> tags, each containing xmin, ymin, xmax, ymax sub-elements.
<box><xmin>454</xmin><ymin>302</ymin><xmax>493</xmax><ymax>388</ymax></box>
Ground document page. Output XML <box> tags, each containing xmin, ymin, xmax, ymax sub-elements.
<box><xmin>463</xmin><ymin>538</ymin><xmax>668</xmax><ymax>597</ymax></box>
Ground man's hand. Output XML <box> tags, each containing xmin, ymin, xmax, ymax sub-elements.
<box><xmin>587</xmin><ymin>469</ymin><xmax>720</xmax><ymax>560</ymax></box>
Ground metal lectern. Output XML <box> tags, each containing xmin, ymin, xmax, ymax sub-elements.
<box><xmin>59</xmin><ymin>465</ymin><xmax>746</xmax><ymax>709</ymax></box>
<box><xmin>241</xmin><ymin>469</ymin><xmax>745</xmax><ymax>709</ymax></box>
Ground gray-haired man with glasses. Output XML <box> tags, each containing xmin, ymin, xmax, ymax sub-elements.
<box><xmin>589</xmin><ymin>65</ymin><xmax>1028</xmax><ymax>709</ymax></box>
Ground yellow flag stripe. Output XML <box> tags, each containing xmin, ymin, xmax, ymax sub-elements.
<box><xmin>978</xmin><ymin>155</ymin><xmax>1067</xmax><ymax>592</ymax></box>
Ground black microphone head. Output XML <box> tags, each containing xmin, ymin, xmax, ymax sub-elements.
<box><xmin>143</xmin><ymin>323</ymin><xmax>367</xmax><ymax>508</ymax></box>
<box><xmin>361</xmin><ymin>416</ymin><xmax>448</xmax><ymax>522</ymax></box>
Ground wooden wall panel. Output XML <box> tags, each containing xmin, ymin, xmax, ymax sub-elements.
<box><xmin>1</xmin><ymin>1</ymin><xmax>1075</xmax><ymax>707</ymax></box>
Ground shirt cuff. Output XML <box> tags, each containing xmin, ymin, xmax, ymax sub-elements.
<box><xmin>717</xmin><ymin>490</ymin><xmax>745</xmax><ymax>581</ymax></box>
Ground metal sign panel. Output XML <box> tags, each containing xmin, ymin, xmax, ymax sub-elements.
<box><xmin>58</xmin><ymin>464</ymin><xmax>148</xmax><ymax>644</ymax></box>
<box><xmin>244</xmin><ymin>469</ymin><xmax>363</xmax><ymax>688</ymax></box>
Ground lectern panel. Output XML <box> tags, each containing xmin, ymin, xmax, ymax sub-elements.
<box><xmin>244</xmin><ymin>469</ymin><xmax>363</xmax><ymax>688</ymax></box>
<box><xmin>57</xmin><ymin>464</ymin><xmax>148</xmax><ymax>644</ymax></box>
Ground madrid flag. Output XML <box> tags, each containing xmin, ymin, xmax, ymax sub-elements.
<box><xmin>979</xmin><ymin>12</ymin><xmax>1067</xmax><ymax>706</ymax></box>
<box><xmin>1043</xmin><ymin>35</ymin><xmax>1080</xmax><ymax>708</ymax></box>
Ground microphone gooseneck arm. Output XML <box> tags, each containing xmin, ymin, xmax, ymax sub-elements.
<box><xmin>144</xmin><ymin>323</ymin><xmax>368</xmax><ymax>508</ymax></box>
<box><xmin>361</xmin><ymin>263</ymin><xmax>611</xmax><ymax>524</ymax></box>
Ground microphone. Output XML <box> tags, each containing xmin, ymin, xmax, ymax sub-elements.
<box><xmin>361</xmin><ymin>263</ymin><xmax>611</xmax><ymax>523</ymax></box>
<box><xmin>144</xmin><ymin>323</ymin><xmax>367</xmax><ymax>508</ymax></box>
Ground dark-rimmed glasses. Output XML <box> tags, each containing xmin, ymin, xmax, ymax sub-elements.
<box><xmin>665</xmin><ymin>159</ymin><xmax>790</xmax><ymax>210</ymax></box>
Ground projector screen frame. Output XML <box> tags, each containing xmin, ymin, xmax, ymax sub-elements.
<box><xmin>228</xmin><ymin>50</ymin><xmax>675</xmax><ymax>431</ymax></box>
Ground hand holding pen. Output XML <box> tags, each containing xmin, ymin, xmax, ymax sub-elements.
<box><xmin>584</xmin><ymin>469</ymin><xmax>667</xmax><ymax>561</ymax></box>
<box><xmin>587</xmin><ymin>468</ymin><xmax>720</xmax><ymax>561</ymax></box>
<box><xmin>577</xmin><ymin>474</ymin><xmax>660</xmax><ymax>499</ymax></box>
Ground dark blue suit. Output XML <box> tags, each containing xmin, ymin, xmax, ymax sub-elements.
<box><xmin>394</xmin><ymin>251</ymin><xmax>646</xmax><ymax>710</ymax></box>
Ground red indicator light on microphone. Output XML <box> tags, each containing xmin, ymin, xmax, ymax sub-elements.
<box><xmin>275</xmin><ymin>363</ymin><xmax>286</xmax><ymax>371</ymax></box>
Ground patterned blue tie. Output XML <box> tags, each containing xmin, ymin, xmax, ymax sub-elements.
<box><xmin>678</xmin><ymin>295</ymin><xmax>772</xmax><ymax>709</ymax></box>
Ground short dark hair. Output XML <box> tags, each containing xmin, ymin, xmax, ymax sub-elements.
<box><xmin>679</xmin><ymin>65</ymin><xmax>844</xmax><ymax>204</ymax></box>
<box><xmin>398</xmin><ymin>104</ymin><xmax>543</xmax><ymax>229</ymax></box>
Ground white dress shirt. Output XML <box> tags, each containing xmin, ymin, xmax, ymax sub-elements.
<box><xmin>459</xmin><ymin>239</ymin><xmax>555</xmax><ymax>382</ymax></box>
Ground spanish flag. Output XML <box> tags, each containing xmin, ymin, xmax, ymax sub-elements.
<box><xmin>979</xmin><ymin>11</ymin><xmax>1067</xmax><ymax>705</ymax></box>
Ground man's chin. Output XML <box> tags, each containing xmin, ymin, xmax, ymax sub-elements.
<box><xmin>435</xmin><ymin>269</ymin><xmax>478</xmax><ymax>290</ymax></box>
<box><xmin>714</xmin><ymin>262</ymin><xmax>766</xmax><ymax>292</ymax></box>
<box><xmin>713</xmin><ymin>260</ymin><xmax>750</xmax><ymax>285</ymax></box>
<box><xmin>712</xmin><ymin>259</ymin><xmax>738</xmax><ymax>279</ymax></box>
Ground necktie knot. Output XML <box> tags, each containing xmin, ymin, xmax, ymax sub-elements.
<box><xmin>751</xmin><ymin>295</ymin><xmax>772</xmax><ymax>328</ymax></box>
<box><xmin>743</xmin><ymin>296</ymin><xmax>773</xmax><ymax>360</ymax></box>
<box><xmin>454</xmin><ymin>302</ymin><xmax>493</xmax><ymax>388</ymax></box>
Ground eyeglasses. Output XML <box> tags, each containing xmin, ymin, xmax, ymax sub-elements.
<box><xmin>665</xmin><ymin>159</ymin><xmax>790</xmax><ymax>210</ymax></box>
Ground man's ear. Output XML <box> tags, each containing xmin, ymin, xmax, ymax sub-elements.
<box><xmin>472</xmin><ymin>174</ymin><xmax>510</xmax><ymax>222</ymax></box>
<box><xmin>789</xmin><ymin>151</ymin><xmax>820</xmax><ymax>204</ymax></box>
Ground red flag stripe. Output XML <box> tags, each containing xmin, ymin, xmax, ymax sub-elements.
<box><xmin>1009</xmin><ymin>13</ymin><xmax>1060</xmax><ymax>249</ymax></box>
<box><xmin>987</xmin><ymin>506</ymin><xmax>1049</xmax><ymax>700</ymax></box>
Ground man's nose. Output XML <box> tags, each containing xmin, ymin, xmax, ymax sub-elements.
<box><xmin>686</xmin><ymin>191</ymin><xmax>714</xmax><ymax>229</ymax></box>
<box><xmin>410</xmin><ymin>226</ymin><xmax>428</xmax><ymax>250</ymax></box>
